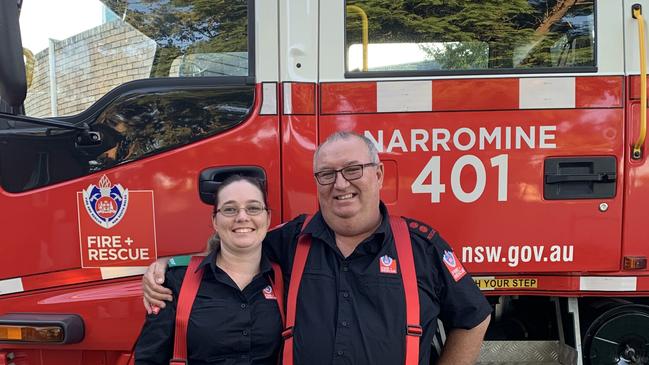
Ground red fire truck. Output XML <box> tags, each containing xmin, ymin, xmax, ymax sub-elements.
<box><xmin>0</xmin><ymin>0</ymin><xmax>648</xmax><ymax>364</ymax></box>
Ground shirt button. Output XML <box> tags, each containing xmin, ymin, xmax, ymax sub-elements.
<box><xmin>342</xmin><ymin>291</ymin><xmax>349</xmax><ymax>298</ymax></box>
<box><xmin>242</xmin><ymin>330</ymin><xmax>249</xmax><ymax>336</ymax></box>
<box><xmin>341</xmin><ymin>321</ymin><xmax>348</xmax><ymax>327</ymax></box>
<box><xmin>337</xmin><ymin>350</ymin><xmax>344</xmax><ymax>356</ymax></box>
<box><xmin>240</xmin><ymin>303</ymin><xmax>247</xmax><ymax>309</ymax></box>
<box><xmin>342</xmin><ymin>265</ymin><xmax>349</xmax><ymax>272</ymax></box>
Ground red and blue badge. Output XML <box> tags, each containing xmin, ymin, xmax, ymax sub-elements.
<box><xmin>442</xmin><ymin>250</ymin><xmax>467</xmax><ymax>282</ymax></box>
<box><xmin>82</xmin><ymin>175</ymin><xmax>129</xmax><ymax>229</ymax></box>
<box><xmin>262</xmin><ymin>285</ymin><xmax>277</xmax><ymax>300</ymax></box>
<box><xmin>77</xmin><ymin>175</ymin><xmax>157</xmax><ymax>268</ymax></box>
<box><xmin>379</xmin><ymin>255</ymin><xmax>398</xmax><ymax>274</ymax></box>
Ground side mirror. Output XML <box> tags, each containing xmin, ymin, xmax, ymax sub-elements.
<box><xmin>0</xmin><ymin>0</ymin><xmax>27</xmax><ymax>108</ymax></box>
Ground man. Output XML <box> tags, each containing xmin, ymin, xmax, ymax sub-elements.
<box><xmin>143</xmin><ymin>131</ymin><xmax>491</xmax><ymax>364</ymax></box>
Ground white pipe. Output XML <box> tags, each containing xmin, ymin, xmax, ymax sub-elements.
<box><xmin>48</xmin><ymin>38</ymin><xmax>58</xmax><ymax>117</ymax></box>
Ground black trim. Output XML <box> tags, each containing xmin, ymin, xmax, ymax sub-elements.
<box><xmin>247</xmin><ymin>0</ymin><xmax>256</xmax><ymax>79</ymax></box>
<box><xmin>593</xmin><ymin>0</ymin><xmax>599</xmax><ymax>74</ymax></box>
<box><xmin>343</xmin><ymin>2</ymin><xmax>351</xmax><ymax>76</ymax></box>
<box><xmin>345</xmin><ymin>66</ymin><xmax>598</xmax><ymax>79</ymax></box>
<box><xmin>50</xmin><ymin>76</ymin><xmax>255</xmax><ymax>127</ymax></box>
<box><xmin>199</xmin><ymin>166</ymin><xmax>267</xmax><ymax>205</ymax></box>
<box><xmin>0</xmin><ymin>313</ymin><xmax>84</xmax><ymax>344</ymax></box>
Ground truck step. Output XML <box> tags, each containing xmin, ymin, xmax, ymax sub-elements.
<box><xmin>477</xmin><ymin>340</ymin><xmax>576</xmax><ymax>365</ymax></box>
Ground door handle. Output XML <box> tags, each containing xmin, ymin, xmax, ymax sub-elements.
<box><xmin>545</xmin><ymin>172</ymin><xmax>616</xmax><ymax>184</ymax></box>
<box><xmin>544</xmin><ymin>157</ymin><xmax>616</xmax><ymax>200</ymax></box>
<box><xmin>198</xmin><ymin>166</ymin><xmax>266</xmax><ymax>205</ymax></box>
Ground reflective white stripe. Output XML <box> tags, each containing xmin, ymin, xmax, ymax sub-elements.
<box><xmin>377</xmin><ymin>81</ymin><xmax>432</xmax><ymax>112</ymax></box>
<box><xmin>579</xmin><ymin>276</ymin><xmax>637</xmax><ymax>291</ymax></box>
<box><xmin>519</xmin><ymin>77</ymin><xmax>575</xmax><ymax>109</ymax></box>
<box><xmin>0</xmin><ymin>277</ymin><xmax>24</xmax><ymax>295</ymax></box>
<box><xmin>260</xmin><ymin>83</ymin><xmax>277</xmax><ymax>115</ymax></box>
<box><xmin>100</xmin><ymin>266</ymin><xmax>148</xmax><ymax>280</ymax></box>
<box><xmin>283</xmin><ymin>83</ymin><xmax>293</xmax><ymax>114</ymax></box>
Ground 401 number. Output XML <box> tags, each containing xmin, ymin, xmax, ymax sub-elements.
<box><xmin>411</xmin><ymin>154</ymin><xmax>508</xmax><ymax>203</ymax></box>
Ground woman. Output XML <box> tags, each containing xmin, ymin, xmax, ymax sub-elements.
<box><xmin>135</xmin><ymin>175</ymin><xmax>283</xmax><ymax>365</ymax></box>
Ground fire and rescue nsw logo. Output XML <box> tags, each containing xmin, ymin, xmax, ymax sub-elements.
<box><xmin>379</xmin><ymin>255</ymin><xmax>398</xmax><ymax>274</ymax></box>
<box><xmin>262</xmin><ymin>285</ymin><xmax>277</xmax><ymax>300</ymax></box>
<box><xmin>77</xmin><ymin>175</ymin><xmax>157</xmax><ymax>268</ymax></box>
<box><xmin>442</xmin><ymin>250</ymin><xmax>467</xmax><ymax>282</ymax></box>
<box><xmin>82</xmin><ymin>175</ymin><xmax>129</xmax><ymax>229</ymax></box>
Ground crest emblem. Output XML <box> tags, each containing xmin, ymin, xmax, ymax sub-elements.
<box><xmin>443</xmin><ymin>251</ymin><xmax>457</xmax><ymax>267</ymax></box>
<box><xmin>379</xmin><ymin>254</ymin><xmax>398</xmax><ymax>274</ymax></box>
<box><xmin>262</xmin><ymin>285</ymin><xmax>276</xmax><ymax>300</ymax></box>
<box><xmin>442</xmin><ymin>250</ymin><xmax>467</xmax><ymax>282</ymax></box>
<box><xmin>82</xmin><ymin>175</ymin><xmax>129</xmax><ymax>229</ymax></box>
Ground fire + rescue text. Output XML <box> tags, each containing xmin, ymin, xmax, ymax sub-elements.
<box><xmin>87</xmin><ymin>235</ymin><xmax>150</xmax><ymax>261</ymax></box>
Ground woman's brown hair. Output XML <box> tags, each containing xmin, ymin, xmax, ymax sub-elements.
<box><xmin>207</xmin><ymin>175</ymin><xmax>269</xmax><ymax>252</ymax></box>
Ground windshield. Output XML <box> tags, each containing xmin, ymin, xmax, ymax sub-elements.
<box><xmin>19</xmin><ymin>0</ymin><xmax>249</xmax><ymax>118</ymax></box>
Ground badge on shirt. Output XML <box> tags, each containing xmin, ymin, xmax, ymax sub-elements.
<box><xmin>442</xmin><ymin>250</ymin><xmax>467</xmax><ymax>282</ymax></box>
<box><xmin>262</xmin><ymin>285</ymin><xmax>277</xmax><ymax>300</ymax></box>
<box><xmin>379</xmin><ymin>255</ymin><xmax>398</xmax><ymax>274</ymax></box>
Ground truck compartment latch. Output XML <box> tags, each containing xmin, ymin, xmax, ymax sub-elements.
<box><xmin>544</xmin><ymin>157</ymin><xmax>617</xmax><ymax>200</ymax></box>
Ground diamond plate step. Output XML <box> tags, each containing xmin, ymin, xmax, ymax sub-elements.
<box><xmin>477</xmin><ymin>340</ymin><xmax>576</xmax><ymax>365</ymax></box>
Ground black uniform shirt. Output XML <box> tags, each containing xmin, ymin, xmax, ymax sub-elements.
<box><xmin>264</xmin><ymin>203</ymin><xmax>491</xmax><ymax>365</ymax></box>
<box><xmin>135</xmin><ymin>249</ymin><xmax>283</xmax><ymax>365</ymax></box>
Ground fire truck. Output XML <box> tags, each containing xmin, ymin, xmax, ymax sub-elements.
<box><xmin>0</xmin><ymin>0</ymin><xmax>648</xmax><ymax>364</ymax></box>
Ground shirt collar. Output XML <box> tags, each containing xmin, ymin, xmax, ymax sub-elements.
<box><xmin>196</xmin><ymin>246</ymin><xmax>273</xmax><ymax>278</ymax></box>
<box><xmin>302</xmin><ymin>202</ymin><xmax>390</xmax><ymax>255</ymax></box>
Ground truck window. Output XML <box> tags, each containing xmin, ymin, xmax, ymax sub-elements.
<box><xmin>19</xmin><ymin>0</ymin><xmax>249</xmax><ymax>117</ymax></box>
<box><xmin>0</xmin><ymin>0</ymin><xmax>254</xmax><ymax>193</ymax></box>
<box><xmin>345</xmin><ymin>0</ymin><xmax>595</xmax><ymax>75</ymax></box>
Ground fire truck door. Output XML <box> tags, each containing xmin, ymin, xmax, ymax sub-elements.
<box><xmin>0</xmin><ymin>0</ymin><xmax>281</xmax><ymax>281</ymax></box>
<box><xmin>0</xmin><ymin>1</ymin><xmax>282</xmax><ymax>354</ymax></box>
<box><xmin>623</xmin><ymin>0</ymin><xmax>649</xmax><ymax>269</ymax></box>
<box><xmin>278</xmin><ymin>0</ymin><xmax>320</xmax><ymax>221</ymax></box>
<box><xmin>317</xmin><ymin>0</ymin><xmax>625</xmax><ymax>274</ymax></box>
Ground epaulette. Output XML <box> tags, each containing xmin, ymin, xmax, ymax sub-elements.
<box><xmin>402</xmin><ymin>217</ymin><xmax>438</xmax><ymax>242</ymax></box>
<box><xmin>168</xmin><ymin>255</ymin><xmax>192</xmax><ymax>268</ymax></box>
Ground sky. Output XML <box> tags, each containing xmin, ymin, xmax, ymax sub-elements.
<box><xmin>19</xmin><ymin>0</ymin><xmax>105</xmax><ymax>53</ymax></box>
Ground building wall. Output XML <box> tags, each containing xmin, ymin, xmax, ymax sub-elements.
<box><xmin>25</xmin><ymin>21</ymin><xmax>157</xmax><ymax>117</ymax></box>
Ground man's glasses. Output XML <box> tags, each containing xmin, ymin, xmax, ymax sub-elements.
<box><xmin>314</xmin><ymin>163</ymin><xmax>377</xmax><ymax>185</ymax></box>
<box><xmin>216</xmin><ymin>203</ymin><xmax>268</xmax><ymax>217</ymax></box>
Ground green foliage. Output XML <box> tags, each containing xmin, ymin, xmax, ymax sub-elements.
<box><xmin>345</xmin><ymin>0</ymin><xmax>594</xmax><ymax>71</ymax></box>
<box><xmin>103</xmin><ymin>0</ymin><xmax>248</xmax><ymax>77</ymax></box>
<box><xmin>425</xmin><ymin>42</ymin><xmax>489</xmax><ymax>70</ymax></box>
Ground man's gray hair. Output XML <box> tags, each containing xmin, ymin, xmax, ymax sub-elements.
<box><xmin>313</xmin><ymin>131</ymin><xmax>380</xmax><ymax>171</ymax></box>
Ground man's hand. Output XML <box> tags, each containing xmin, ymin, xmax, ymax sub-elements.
<box><xmin>142</xmin><ymin>258</ymin><xmax>173</xmax><ymax>314</ymax></box>
<box><xmin>437</xmin><ymin>315</ymin><xmax>490</xmax><ymax>365</ymax></box>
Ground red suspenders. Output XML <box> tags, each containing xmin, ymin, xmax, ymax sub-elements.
<box><xmin>269</xmin><ymin>261</ymin><xmax>286</xmax><ymax>326</ymax></box>
<box><xmin>170</xmin><ymin>256</ymin><xmax>285</xmax><ymax>365</ymax></box>
<box><xmin>390</xmin><ymin>216</ymin><xmax>423</xmax><ymax>365</ymax></box>
<box><xmin>281</xmin><ymin>215</ymin><xmax>314</xmax><ymax>365</ymax></box>
<box><xmin>282</xmin><ymin>215</ymin><xmax>422</xmax><ymax>365</ymax></box>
